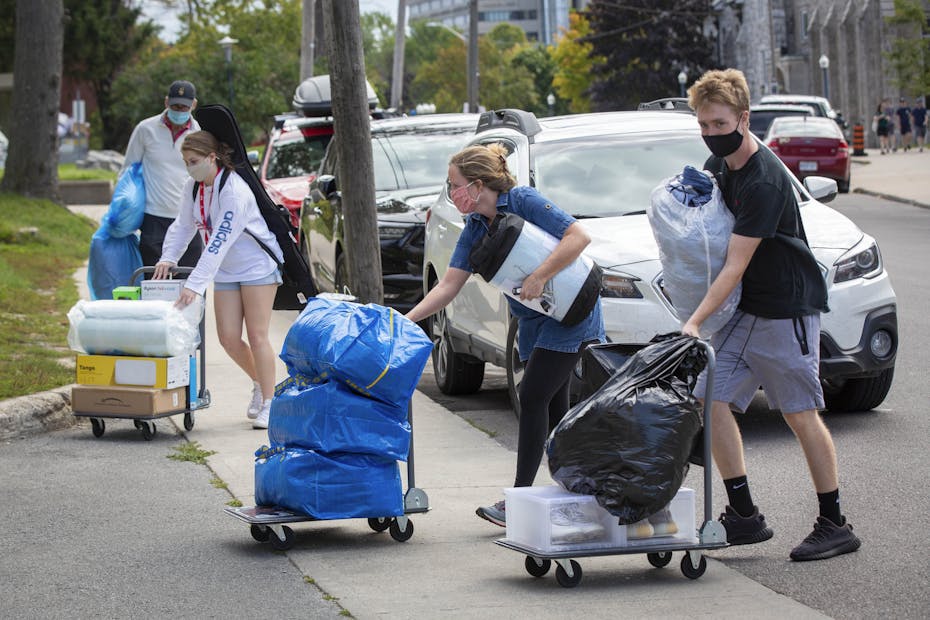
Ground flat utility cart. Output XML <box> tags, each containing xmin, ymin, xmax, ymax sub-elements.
<box><xmin>225</xmin><ymin>400</ymin><xmax>428</xmax><ymax>550</ymax></box>
<box><xmin>495</xmin><ymin>340</ymin><xmax>728</xmax><ymax>588</ymax></box>
<box><xmin>72</xmin><ymin>267</ymin><xmax>211</xmax><ymax>441</ymax></box>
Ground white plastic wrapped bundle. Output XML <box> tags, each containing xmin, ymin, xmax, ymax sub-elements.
<box><xmin>67</xmin><ymin>299</ymin><xmax>203</xmax><ymax>357</ymax></box>
<box><xmin>647</xmin><ymin>169</ymin><xmax>741</xmax><ymax>337</ymax></box>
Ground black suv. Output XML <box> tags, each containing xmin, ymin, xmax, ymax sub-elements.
<box><xmin>301</xmin><ymin>113</ymin><xmax>479</xmax><ymax>312</ymax></box>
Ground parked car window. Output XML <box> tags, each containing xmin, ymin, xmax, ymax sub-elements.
<box><xmin>266</xmin><ymin>134</ymin><xmax>330</xmax><ymax>180</ymax></box>
<box><xmin>534</xmin><ymin>135</ymin><xmax>710</xmax><ymax>217</ymax></box>
<box><xmin>378</xmin><ymin>133</ymin><xmax>467</xmax><ymax>190</ymax></box>
<box><xmin>372</xmin><ymin>138</ymin><xmax>400</xmax><ymax>191</ymax></box>
<box><xmin>767</xmin><ymin>117</ymin><xmax>843</xmax><ymax>140</ymax></box>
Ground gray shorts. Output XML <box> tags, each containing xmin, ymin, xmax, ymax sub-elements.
<box><xmin>695</xmin><ymin>310</ymin><xmax>824</xmax><ymax>414</ymax></box>
<box><xmin>214</xmin><ymin>269</ymin><xmax>282</xmax><ymax>291</ymax></box>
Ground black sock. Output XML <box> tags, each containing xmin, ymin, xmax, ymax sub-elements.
<box><xmin>724</xmin><ymin>476</ymin><xmax>754</xmax><ymax>517</ymax></box>
<box><xmin>817</xmin><ymin>489</ymin><xmax>842</xmax><ymax>524</ymax></box>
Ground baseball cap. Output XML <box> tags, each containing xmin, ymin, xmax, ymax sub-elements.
<box><xmin>167</xmin><ymin>80</ymin><xmax>196</xmax><ymax>106</ymax></box>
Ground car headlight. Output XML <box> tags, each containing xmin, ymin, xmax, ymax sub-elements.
<box><xmin>379</xmin><ymin>225</ymin><xmax>409</xmax><ymax>241</ymax></box>
<box><xmin>833</xmin><ymin>243</ymin><xmax>882</xmax><ymax>283</ymax></box>
<box><xmin>600</xmin><ymin>272</ymin><xmax>643</xmax><ymax>299</ymax></box>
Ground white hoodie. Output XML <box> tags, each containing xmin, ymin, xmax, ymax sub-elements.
<box><xmin>160</xmin><ymin>170</ymin><xmax>283</xmax><ymax>295</ymax></box>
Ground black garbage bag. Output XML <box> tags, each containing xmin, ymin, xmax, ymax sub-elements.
<box><xmin>547</xmin><ymin>334</ymin><xmax>706</xmax><ymax>524</ymax></box>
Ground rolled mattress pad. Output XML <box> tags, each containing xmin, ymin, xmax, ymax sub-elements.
<box><xmin>67</xmin><ymin>298</ymin><xmax>202</xmax><ymax>357</ymax></box>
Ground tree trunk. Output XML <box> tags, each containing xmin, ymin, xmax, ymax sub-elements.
<box><xmin>322</xmin><ymin>0</ymin><xmax>382</xmax><ymax>305</ymax></box>
<box><xmin>0</xmin><ymin>0</ymin><xmax>64</xmax><ymax>201</ymax></box>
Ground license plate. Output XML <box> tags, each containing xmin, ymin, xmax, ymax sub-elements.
<box><xmin>799</xmin><ymin>161</ymin><xmax>818</xmax><ymax>171</ymax></box>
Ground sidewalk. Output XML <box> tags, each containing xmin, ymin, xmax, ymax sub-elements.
<box><xmin>850</xmin><ymin>147</ymin><xmax>930</xmax><ymax>208</ymax></box>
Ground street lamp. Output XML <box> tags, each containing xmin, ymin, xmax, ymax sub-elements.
<box><xmin>818</xmin><ymin>54</ymin><xmax>830</xmax><ymax>102</ymax></box>
<box><xmin>547</xmin><ymin>93</ymin><xmax>555</xmax><ymax>116</ymax></box>
<box><xmin>677</xmin><ymin>71</ymin><xmax>688</xmax><ymax>98</ymax></box>
<box><xmin>218</xmin><ymin>35</ymin><xmax>238</xmax><ymax>112</ymax></box>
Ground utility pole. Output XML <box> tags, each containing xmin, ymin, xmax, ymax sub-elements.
<box><xmin>321</xmin><ymin>0</ymin><xmax>383</xmax><ymax>304</ymax></box>
<box><xmin>467</xmin><ymin>0</ymin><xmax>478</xmax><ymax>112</ymax></box>
<box><xmin>390</xmin><ymin>0</ymin><xmax>406</xmax><ymax>111</ymax></box>
<box><xmin>300</xmin><ymin>0</ymin><xmax>316</xmax><ymax>80</ymax></box>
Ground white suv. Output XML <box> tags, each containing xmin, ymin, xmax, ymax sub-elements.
<box><xmin>422</xmin><ymin>109</ymin><xmax>897</xmax><ymax>414</ymax></box>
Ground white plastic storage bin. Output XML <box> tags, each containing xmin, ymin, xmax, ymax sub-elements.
<box><xmin>622</xmin><ymin>487</ymin><xmax>698</xmax><ymax>548</ymax></box>
<box><xmin>504</xmin><ymin>486</ymin><xmax>697</xmax><ymax>553</ymax></box>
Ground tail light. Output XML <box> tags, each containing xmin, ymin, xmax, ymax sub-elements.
<box><xmin>837</xmin><ymin>141</ymin><xmax>849</xmax><ymax>157</ymax></box>
<box><xmin>425</xmin><ymin>207</ymin><xmax>431</xmax><ymax>226</ymax></box>
<box><xmin>768</xmin><ymin>140</ymin><xmax>779</xmax><ymax>153</ymax></box>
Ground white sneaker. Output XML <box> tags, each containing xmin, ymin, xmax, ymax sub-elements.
<box><xmin>252</xmin><ymin>399</ymin><xmax>272</xmax><ymax>429</ymax></box>
<box><xmin>247</xmin><ymin>382</ymin><xmax>263</xmax><ymax>419</ymax></box>
<box><xmin>648</xmin><ymin>507</ymin><xmax>679</xmax><ymax>537</ymax></box>
<box><xmin>549</xmin><ymin>502</ymin><xmax>606</xmax><ymax>544</ymax></box>
<box><xmin>627</xmin><ymin>518</ymin><xmax>655</xmax><ymax>539</ymax></box>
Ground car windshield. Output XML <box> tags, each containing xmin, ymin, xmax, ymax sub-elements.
<box><xmin>749</xmin><ymin>110</ymin><xmax>810</xmax><ymax>137</ymax></box>
<box><xmin>372</xmin><ymin>131</ymin><xmax>469</xmax><ymax>191</ymax></box>
<box><xmin>266</xmin><ymin>134</ymin><xmax>331</xmax><ymax>180</ymax></box>
<box><xmin>769</xmin><ymin>118</ymin><xmax>842</xmax><ymax>139</ymax></box>
<box><xmin>533</xmin><ymin>134</ymin><xmax>711</xmax><ymax>217</ymax></box>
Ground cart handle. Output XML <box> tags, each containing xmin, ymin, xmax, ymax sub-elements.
<box><xmin>129</xmin><ymin>265</ymin><xmax>195</xmax><ymax>286</ymax></box>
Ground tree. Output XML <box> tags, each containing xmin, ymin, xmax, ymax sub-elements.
<box><xmin>1</xmin><ymin>0</ymin><xmax>64</xmax><ymax>201</ymax></box>
<box><xmin>585</xmin><ymin>0</ymin><xmax>715</xmax><ymax>111</ymax></box>
<box><xmin>551</xmin><ymin>11</ymin><xmax>602</xmax><ymax>113</ymax></box>
<box><xmin>884</xmin><ymin>0</ymin><xmax>930</xmax><ymax>96</ymax></box>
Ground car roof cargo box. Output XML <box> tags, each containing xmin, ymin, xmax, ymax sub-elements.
<box><xmin>293</xmin><ymin>75</ymin><xmax>379</xmax><ymax>117</ymax></box>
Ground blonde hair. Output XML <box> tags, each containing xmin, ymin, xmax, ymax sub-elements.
<box><xmin>449</xmin><ymin>143</ymin><xmax>516</xmax><ymax>192</ymax></box>
<box><xmin>687</xmin><ymin>69</ymin><xmax>751</xmax><ymax>115</ymax></box>
<box><xmin>181</xmin><ymin>130</ymin><xmax>235</xmax><ymax>170</ymax></box>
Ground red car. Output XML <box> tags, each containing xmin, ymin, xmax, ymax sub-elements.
<box><xmin>765</xmin><ymin>116</ymin><xmax>851</xmax><ymax>193</ymax></box>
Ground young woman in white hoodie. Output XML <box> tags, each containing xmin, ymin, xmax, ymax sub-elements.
<box><xmin>154</xmin><ymin>130</ymin><xmax>283</xmax><ymax>429</ymax></box>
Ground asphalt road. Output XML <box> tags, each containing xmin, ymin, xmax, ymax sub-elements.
<box><xmin>0</xmin><ymin>425</ymin><xmax>345</xmax><ymax>619</ymax></box>
<box><xmin>418</xmin><ymin>193</ymin><xmax>930</xmax><ymax>619</ymax></box>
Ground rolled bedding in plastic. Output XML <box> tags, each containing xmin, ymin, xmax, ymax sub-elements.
<box><xmin>279</xmin><ymin>297</ymin><xmax>433</xmax><ymax>407</ymax></box>
<box><xmin>468</xmin><ymin>213</ymin><xmax>601</xmax><ymax>326</ymax></box>
<box><xmin>67</xmin><ymin>299</ymin><xmax>202</xmax><ymax>357</ymax></box>
<box><xmin>647</xmin><ymin>167</ymin><xmax>740</xmax><ymax>337</ymax></box>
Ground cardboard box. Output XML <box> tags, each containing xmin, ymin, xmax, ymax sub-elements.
<box><xmin>141</xmin><ymin>279</ymin><xmax>186</xmax><ymax>301</ymax></box>
<box><xmin>504</xmin><ymin>485</ymin><xmax>697</xmax><ymax>553</ymax></box>
<box><xmin>111</xmin><ymin>286</ymin><xmax>141</xmax><ymax>300</ymax></box>
<box><xmin>76</xmin><ymin>354</ymin><xmax>190</xmax><ymax>389</ymax></box>
<box><xmin>71</xmin><ymin>385</ymin><xmax>187</xmax><ymax>417</ymax></box>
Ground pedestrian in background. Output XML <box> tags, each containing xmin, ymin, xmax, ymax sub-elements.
<box><xmin>911</xmin><ymin>98</ymin><xmax>926</xmax><ymax>153</ymax></box>
<box><xmin>684</xmin><ymin>68</ymin><xmax>861</xmax><ymax>562</ymax></box>
<box><xmin>405</xmin><ymin>143</ymin><xmax>605</xmax><ymax>528</ymax></box>
<box><xmin>883</xmin><ymin>98</ymin><xmax>899</xmax><ymax>152</ymax></box>
<box><xmin>122</xmin><ymin>80</ymin><xmax>203</xmax><ymax>269</ymax></box>
<box><xmin>895</xmin><ymin>97</ymin><xmax>913</xmax><ymax>152</ymax></box>
<box><xmin>153</xmin><ymin>130</ymin><xmax>284</xmax><ymax>430</ymax></box>
<box><xmin>874</xmin><ymin>102</ymin><xmax>891</xmax><ymax>154</ymax></box>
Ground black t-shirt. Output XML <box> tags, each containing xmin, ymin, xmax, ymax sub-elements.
<box><xmin>705</xmin><ymin>147</ymin><xmax>828</xmax><ymax>319</ymax></box>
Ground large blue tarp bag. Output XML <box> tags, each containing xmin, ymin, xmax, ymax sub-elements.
<box><xmin>254</xmin><ymin>446</ymin><xmax>404</xmax><ymax>519</ymax></box>
<box><xmin>279</xmin><ymin>297</ymin><xmax>433</xmax><ymax>406</ymax></box>
<box><xmin>87</xmin><ymin>163</ymin><xmax>145</xmax><ymax>300</ymax></box>
<box><xmin>269</xmin><ymin>377</ymin><xmax>410</xmax><ymax>461</ymax></box>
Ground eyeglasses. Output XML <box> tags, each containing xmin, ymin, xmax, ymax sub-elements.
<box><xmin>446</xmin><ymin>179</ymin><xmax>474</xmax><ymax>194</ymax></box>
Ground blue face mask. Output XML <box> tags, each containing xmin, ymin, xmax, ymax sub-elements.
<box><xmin>166</xmin><ymin>109</ymin><xmax>190</xmax><ymax>125</ymax></box>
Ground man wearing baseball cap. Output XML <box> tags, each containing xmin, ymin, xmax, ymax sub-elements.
<box><xmin>120</xmin><ymin>80</ymin><xmax>203</xmax><ymax>270</ymax></box>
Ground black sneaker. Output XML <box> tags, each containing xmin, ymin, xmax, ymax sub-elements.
<box><xmin>719</xmin><ymin>505</ymin><xmax>774</xmax><ymax>546</ymax></box>
<box><xmin>790</xmin><ymin>516</ymin><xmax>861</xmax><ymax>562</ymax></box>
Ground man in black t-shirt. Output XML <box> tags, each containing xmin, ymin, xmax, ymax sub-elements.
<box><xmin>682</xmin><ymin>69</ymin><xmax>860</xmax><ymax>562</ymax></box>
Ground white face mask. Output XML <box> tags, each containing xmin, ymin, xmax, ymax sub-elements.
<box><xmin>186</xmin><ymin>156</ymin><xmax>214</xmax><ymax>182</ymax></box>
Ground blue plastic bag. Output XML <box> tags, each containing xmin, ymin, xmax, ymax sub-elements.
<box><xmin>279</xmin><ymin>297</ymin><xmax>433</xmax><ymax>406</ymax></box>
<box><xmin>254</xmin><ymin>446</ymin><xmax>403</xmax><ymax>520</ymax></box>
<box><xmin>269</xmin><ymin>377</ymin><xmax>410</xmax><ymax>461</ymax></box>
<box><xmin>87</xmin><ymin>163</ymin><xmax>145</xmax><ymax>299</ymax></box>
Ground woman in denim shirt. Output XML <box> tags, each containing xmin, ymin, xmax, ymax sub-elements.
<box><xmin>406</xmin><ymin>143</ymin><xmax>605</xmax><ymax>527</ymax></box>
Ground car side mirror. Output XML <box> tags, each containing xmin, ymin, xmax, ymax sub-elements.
<box><xmin>317</xmin><ymin>174</ymin><xmax>338</xmax><ymax>197</ymax></box>
<box><xmin>247</xmin><ymin>150</ymin><xmax>260</xmax><ymax>167</ymax></box>
<box><xmin>804</xmin><ymin>176</ymin><xmax>838</xmax><ymax>203</ymax></box>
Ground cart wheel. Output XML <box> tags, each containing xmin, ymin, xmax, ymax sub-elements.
<box><xmin>269</xmin><ymin>526</ymin><xmax>295</xmax><ymax>551</ymax></box>
<box><xmin>133</xmin><ymin>419</ymin><xmax>144</xmax><ymax>430</ymax></box>
<box><xmin>367</xmin><ymin>517</ymin><xmax>391</xmax><ymax>532</ymax></box>
<box><xmin>183</xmin><ymin>411</ymin><xmax>195</xmax><ymax>431</ymax></box>
<box><xmin>389</xmin><ymin>518</ymin><xmax>414</xmax><ymax>542</ymax></box>
<box><xmin>90</xmin><ymin>418</ymin><xmax>105</xmax><ymax>438</ymax></box>
<box><xmin>139</xmin><ymin>421</ymin><xmax>155</xmax><ymax>441</ymax></box>
<box><xmin>647</xmin><ymin>552</ymin><xmax>673</xmax><ymax>568</ymax></box>
<box><xmin>524</xmin><ymin>556</ymin><xmax>551</xmax><ymax>578</ymax></box>
<box><xmin>250</xmin><ymin>524</ymin><xmax>271</xmax><ymax>543</ymax></box>
<box><xmin>680</xmin><ymin>553</ymin><xmax>707</xmax><ymax>580</ymax></box>
<box><xmin>555</xmin><ymin>560</ymin><xmax>583</xmax><ymax>588</ymax></box>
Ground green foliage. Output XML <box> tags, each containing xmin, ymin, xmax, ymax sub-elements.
<box><xmin>167</xmin><ymin>441</ymin><xmax>217</xmax><ymax>464</ymax></box>
<box><xmin>586</xmin><ymin>0</ymin><xmax>716</xmax><ymax>111</ymax></box>
<box><xmin>552</xmin><ymin>12</ymin><xmax>602</xmax><ymax>114</ymax></box>
<box><xmin>884</xmin><ymin>0</ymin><xmax>930</xmax><ymax>96</ymax></box>
<box><xmin>0</xmin><ymin>193</ymin><xmax>95</xmax><ymax>399</ymax></box>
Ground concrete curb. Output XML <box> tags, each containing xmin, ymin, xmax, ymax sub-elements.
<box><xmin>852</xmin><ymin>187</ymin><xmax>930</xmax><ymax>210</ymax></box>
<box><xmin>0</xmin><ymin>386</ymin><xmax>77</xmax><ymax>442</ymax></box>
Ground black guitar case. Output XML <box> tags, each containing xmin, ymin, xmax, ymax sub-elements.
<box><xmin>193</xmin><ymin>104</ymin><xmax>317</xmax><ymax>310</ymax></box>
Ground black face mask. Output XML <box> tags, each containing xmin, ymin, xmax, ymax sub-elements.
<box><xmin>702</xmin><ymin>126</ymin><xmax>744</xmax><ymax>158</ymax></box>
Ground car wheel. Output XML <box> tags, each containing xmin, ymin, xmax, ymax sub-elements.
<box><xmin>505</xmin><ymin>317</ymin><xmax>524</xmax><ymax>419</ymax></box>
<box><xmin>428</xmin><ymin>287</ymin><xmax>484</xmax><ymax>395</ymax></box>
<box><xmin>837</xmin><ymin>176</ymin><xmax>850</xmax><ymax>193</ymax></box>
<box><xmin>334</xmin><ymin>252</ymin><xmax>351</xmax><ymax>297</ymax></box>
<box><xmin>822</xmin><ymin>366</ymin><xmax>894</xmax><ymax>412</ymax></box>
